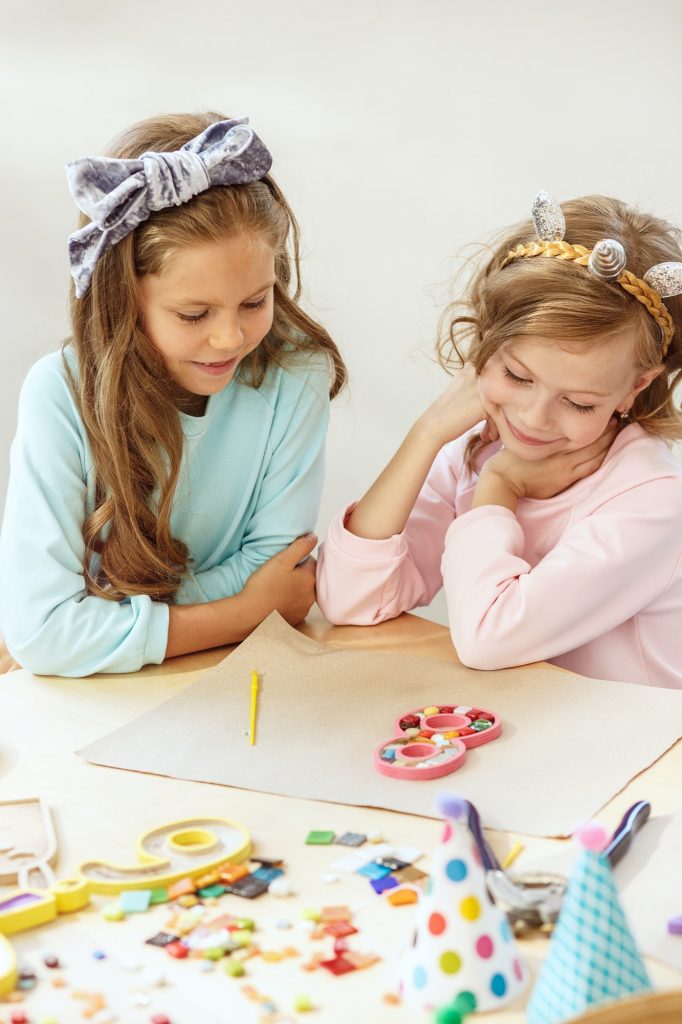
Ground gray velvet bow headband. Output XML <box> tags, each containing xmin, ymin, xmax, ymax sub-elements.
<box><xmin>66</xmin><ymin>117</ymin><xmax>272</xmax><ymax>298</ymax></box>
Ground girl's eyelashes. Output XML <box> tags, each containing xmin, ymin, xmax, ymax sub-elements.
<box><xmin>175</xmin><ymin>296</ymin><xmax>267</xmax><ymax>323</ymax></box>
<box><xmin>566</xmin><ymin>399</ymin><xmax>596</xmax><ymax>414</ymax></box>
<box><xmin>503</xmin><ymin>365</ymin><xmax>596</xmax><ymax>414</ymax></box>
<box><xmin>503</xmin><ymin>365</ymin><xmax>530</xmax><ymax>385</ymax></box>
<box><xmin>177</xmin><ymin>311</ymin><xmax>208</xmax><ymax>324</ymax></box>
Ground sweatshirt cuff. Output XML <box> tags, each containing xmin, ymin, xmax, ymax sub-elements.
<box><xmin>327</xmin><ymin>502</ymin><xmax>409</xmax><ymax>561</ymax></box>
<box><xmin>143</xmin><ymin>600</ymin><xmax>171</xmax><ymax>665</ymax></box>
<box><xmin>444</xmin><ymin>504</ymin><xmax>523</xmax><ymax>550</ymax></box>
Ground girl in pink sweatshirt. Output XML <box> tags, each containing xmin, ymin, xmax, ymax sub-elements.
<box><xmin>317</xmin><ymin>193</ymin><xmax>682</xmax><ymax>688</ymax></box>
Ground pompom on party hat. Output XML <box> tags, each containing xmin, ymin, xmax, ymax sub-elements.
<box><xmin>400</xmin><ymin>793</ymin><xmax>527</xmax><ymax>1013</ymax></box>
<box><xmin>527</xmin><ymin>821</ymin><xmax>652</xmax><ymax>1024</ymax></box>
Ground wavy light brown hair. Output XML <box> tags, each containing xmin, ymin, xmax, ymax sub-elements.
<box><xmin>67</xmin><ymin>111</ymin><xmax>346</xmax><ymax>602</ymax></box>
<box><xmin>438</xmin><ymin>195</ymin><xmax>682</xmax><ymax>465</ymax></box>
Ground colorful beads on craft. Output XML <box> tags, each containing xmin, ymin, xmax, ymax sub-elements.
<box><xmin>376</xmin><ymin>703</ymin><xmax>501</xmax><ymax>780</ymax></box>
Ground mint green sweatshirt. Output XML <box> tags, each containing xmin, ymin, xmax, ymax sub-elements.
<box><xmin>0</xmin><ymin>347</ymin><xmax>329</xmax><ymax>676</ymax></box>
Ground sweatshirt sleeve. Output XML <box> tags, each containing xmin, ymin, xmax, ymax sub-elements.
<box><xmin>316</xmin><ymin>441</ymin><xmax>460</xmax><ymax>624</ymax></box>
<box><xmin>442</xmin><ymin>479</ymin><xmax>682</xmax><ymax>670</ymax></box>
<box><xmin>177</xmin><ymin>356</ymin><xmax>330</xmax><ymax>604</ymax></box>
<box><xmin>0</xmin><ymin>357</ymin><xmax>169</xmax><ymax>677</ymax></box>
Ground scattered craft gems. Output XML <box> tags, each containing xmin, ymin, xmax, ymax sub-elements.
<box><xmin>0</xmin><ymin>838</ymin><xmax>389</xmax><ymax>1018</ymax></box>
<box><xmin>375</xmin><ymin>704</ymin><xmax>502</xmax><ymax>780</ymax></box>
<box><xmin>268</xmin><ymin>878</ymin><xmax>294</xmax><ymax>898</ymax></box>
<box><xmin>334</xmin><ymin>832</ymin><xmax>367</xmax><ymax>847</ymax></box>
<box><xmin>304</xmin><ymin>831</ymin><xmax>335</xmax><ymax>845</ymax></box>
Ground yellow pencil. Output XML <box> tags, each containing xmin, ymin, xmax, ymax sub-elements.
<box><xmin>501</xmin><ymin>841</ymin><xmax>524</xmax><ymax>870</ymax></box>
<box><xmin>249</xmin><ymin>670</ymin><xmax>259</xmax><ymax>746</ymax></box>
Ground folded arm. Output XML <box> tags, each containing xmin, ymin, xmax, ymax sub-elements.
<box><xmin>443</xmin><ymin>479</ymin><xmax>682</xmax><ymax>670</ymax></box>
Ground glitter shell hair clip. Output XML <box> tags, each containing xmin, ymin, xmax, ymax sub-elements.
<box><xmin>532</xmin><ymin>191</ymin><xmax>628</xmax><ymax>282</ymax></box>
<box><xmin>530</xmin><ymin>190</ymin><xmax>682</xmax><ymax>295</ymax></box>
<box><xmin>503</xmin><ymin>191</ymin><xmax>682</xmax><ymax>357</ymax></box>
<box><xmin>531</xmin><ymin>190</ymin><xmax>566</xmax><ymax>242</ymax></box>
<box><xmin>643</xmin><ymin>262</ymin><xmax>682</xmax><ymax>298</ymax></box>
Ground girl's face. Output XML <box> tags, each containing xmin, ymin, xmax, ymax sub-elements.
<box><xmin>478</xmin><ymin>335</ymin><xmax>660</xmax><ymax>460</ymax></box>
<box><xmin>138</xmin><ymin>233</ymin><xmax>276</xmax><ymax>409</ymax></box>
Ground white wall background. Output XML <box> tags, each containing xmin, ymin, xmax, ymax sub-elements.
<box><xmin>2</xmin><ymin>0</ymin><xmax>681</xmax><ymax>624</ymax></box>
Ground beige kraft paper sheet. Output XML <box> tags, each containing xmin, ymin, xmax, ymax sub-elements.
<box><xmin>78</xmin><ymin>613</ymin><xmax>682</xmax><ymax>838</ymax></box>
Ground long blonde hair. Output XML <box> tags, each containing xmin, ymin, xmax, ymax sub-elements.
<box><xmin>438</xmin><ymin>195</ymin><xmax>682</xmax><ymax>464</ymax></box>
<box><xmin>67</xmin><ymin>111</ymin><xmax>346</xmax><ymax>602</ymax></box>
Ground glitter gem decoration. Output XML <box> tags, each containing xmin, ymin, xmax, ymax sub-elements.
<box><xmin>643</xmin><ymin>261</ymin><xmax>682</xmax><ymax>298</ymax></box>
<box><xmin>532</xmin><ymin>191</ymin><xmax>566</xmax><ymax>242</ymax></box>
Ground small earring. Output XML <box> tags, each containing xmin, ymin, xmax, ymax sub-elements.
<box><xmin>617</xmin><ymin>408</ymin><xmax>630</xmax><ymax>422</ymax></box>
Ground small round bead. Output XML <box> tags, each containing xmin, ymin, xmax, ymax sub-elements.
<box><xmin>223</xmin><ymin>959</ymin><xmax>245</xmax><ymax>976</ymax></box>
<box><xmin>268</xmin><ymin>877</ymin><xmax>293</xmax><ymax>897</ymax></box>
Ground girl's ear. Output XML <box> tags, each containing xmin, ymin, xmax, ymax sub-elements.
<box><xmin>625</xmin><ymin>364</ymin><xmax>665</xmax><ymax>405</ymax></box>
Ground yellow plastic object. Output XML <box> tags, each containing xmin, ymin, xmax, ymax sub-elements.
<box><xmin>51</xmin><ymin>876</ymin><xmax>91</xmax><ymax>913</ymax></box>
<box><xmin>0</xmin><ymin>933</ymin><xmax>17</xmax><ymax>996</ymax></box>
<box><xmin>0</xmin><ymin>887</ymin><xmax>57</xmax><ymax>936</ymax></box>
<box><xmin>79</xmin><ymin>816</ymin><xmax>251</xmax><ymax>894</ymax></box>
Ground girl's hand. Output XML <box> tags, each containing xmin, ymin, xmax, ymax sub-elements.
<box><xmin>243</xmin><ymin>534</ymin><xmax>318</xmax><ymax>626</ymax></box>
<box><xmin>414</xmin><ymin>365</ymin><xmax>494</xmax><ymax>449</ymax></box>
<box><xmin>480</xmin><ymin>421</ymin><xmax>619</xmax><ymax>503</ymax></box>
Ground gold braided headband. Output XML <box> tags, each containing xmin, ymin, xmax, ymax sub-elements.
<box><xmin>501</xmin><ymin>193</ymin><xmax>682</xmax><ymax>359</ymax></box>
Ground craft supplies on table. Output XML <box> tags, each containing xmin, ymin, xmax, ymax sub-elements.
<box><xmin>0</xmin><ymin>813</ymin><xmax>407</xmax><ymax>1022</ymax></box>
<box><xmin>374</xmin><ymin>704</ymin><xmax>501</xmax><ymax>780</ymax></box>
<box><xmin>78</xmin><ymin>816</ymin><xmax>251</xmax><ymax>894</ymax></box>
<box><xmin>77</xmin><ymin>612</ymin><xmax>682</xmax><ymax>837</ymax></box>
<box><xmin>0</xmin><ymin>931</ymin><xmax>17</xmax><ymax>996</ymax></box>
<box><xmin>0</xmin><ymin>798</ymin><xmax>57</xmax><ymax>888</ymax></box>
<box><xmin>249</xmin><ymin>670</ymin><xmax>259</xmax><ymax>746</ymax></box>
<box><xmin>483</xmin><ymin>800</ymin><xmax>651</xmax><ymax>934</ymax></box>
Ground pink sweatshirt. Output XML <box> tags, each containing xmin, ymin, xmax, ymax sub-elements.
<box><xmin>317</xmin><ymin>424</ymin><xmax>682</xmax><ymax>688</ymax></box>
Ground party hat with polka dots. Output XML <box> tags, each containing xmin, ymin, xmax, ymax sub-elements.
<box><xmin>527</xmin><ymin>822</ymin><xmax>652</xmax><ymax>1024</ymax></box>
<box><xmin>401</xmin><ymin>793</ymin><xmax>527</xmax><ymax>1012</ymax></box>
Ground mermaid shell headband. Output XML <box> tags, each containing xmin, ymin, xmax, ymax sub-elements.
<box><xmin>66</xmin><ymin>118</ymin><xmax>272</xmax><ymax>298</ymax></box>
<box><xmin>501</xmin><ymin>191</ymin><xmax>682</xmax><ymax>357</ymax></box>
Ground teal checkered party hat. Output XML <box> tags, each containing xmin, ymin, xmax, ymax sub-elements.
<box><xmin>401</xmin><ymin>793</ymin><xmax>527</xmax><ymax>1014</ymax></box>
<box><xmin>527</xmin><ymin>821</ymin><xmax>652</xmax><ymax>1024</ymax></box>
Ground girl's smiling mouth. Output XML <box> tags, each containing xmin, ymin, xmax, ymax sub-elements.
<box><xmin>504</xmin><ymin>413</ymin><xmax>558</xmax><ymax>447</ymax></box>
<box><xmin>190</xmin><ymin>358</ymin><xmax>238</xmax><ymax>376</ymax></box>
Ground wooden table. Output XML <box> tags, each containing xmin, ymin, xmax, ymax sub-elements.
<box><xmin>1</xmin><ymin>610</ymin><xmax>680</xmax><ymax>1023</ymax></box>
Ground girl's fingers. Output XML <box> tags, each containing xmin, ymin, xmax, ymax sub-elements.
<box><xmin>277</xmin><ymin>533</ymin><xmax>318</xmax><ymax>569</ymax></box>
<box><xmin>480</xmin><ymin>419</ymin><xmax>499</xmax><ymax>444</ymax></box>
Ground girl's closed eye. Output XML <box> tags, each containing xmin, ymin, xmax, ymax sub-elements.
<box><xmin>177</xmin><ymin>310</ymin><xmax>208</xmax><ymax>324</ymax></box>
<box><xmin>566</xmin><ymin>398</ymin><xmax>596</xmax><ymax>414</ymax></box>
<box><xmin>176</xmin><ymin>293</ymin><xmax>268</xmax><ymax>323</ymax></box>
<box><xmin>504</xmin><ymin>365</ymin><xmax>596</xmax><ymax>413</ymax></box>
<box><xmin>503</xmin><ymin>365</ymin><xmax>530</xmax><ymax>385</ymax></box>
<box><xmin>242</xmin><ymin>296</ymin><xmax>267</xmax><ymax>310</ymax></box>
